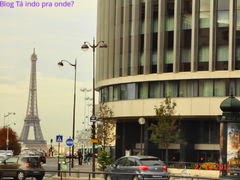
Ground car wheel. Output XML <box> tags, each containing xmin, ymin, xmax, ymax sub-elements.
<box><xmin>132</xmin><ymin>175</ymin><xmax>139</xmax><ymax>180</ymax></box>
<box><xmin>17</xmin><ymin>171</ymin><xmax>25</xmax><ymax>180</ymax></box>
<box><xmin>105</xmin><ymin>174</ymin><xmax>112</xmax><ymax>180</ymax></box>
<box><xmin>36</xmin><ymin>175</ymin><xmax>44</xmax><ymax>180</ymax></box>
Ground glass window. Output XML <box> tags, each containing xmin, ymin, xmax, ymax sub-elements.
<box><xmin>165</xmin><ymin>81</ymin><xmax>178</xmax><ymax>97</ymax></box>
<box><xmin>149</xmin><ymin>81</ymin><xmax>160</xmax><ymax>98</ymax></box>
<box><xmin>127</xmin><ymin>83</ymin><xmax>136</xmax><ymax>100</ymax></box>
<box><xmin>120</xmin><ymin>84</ymin><xmax>128</xmax><ymax>100</ymax></box>
<box><xmin>235</xmin><ymin>79</ymin><xmax>240</xmax><ymax>96</ymax></box>
<box><xmin>101</xmin><ymin>87</ymin><xmax>109</xmax><ymax>102</ymax></box>
<box><xmin>138</xmin><ymin>82</ymin><xmax>148</xmax><ymax>99</ymax></box>
<box><xmin>109</xmin><ymin>86</ymin><xmax>113</xmax><ymax>102</ymax></box>
<box><xmin>152</xmin><ymin>2</ymin><xmax>158</xmax><ymax>33</ymax></box>
<box><xmin>199</xmin><ymin>80</ymin><xmax>213</xmax><ymax>97</ymax></box>
<box><xmin>215</xmin><ymin>0</ymin><xmax>229</xmax><ymax>70</ymax></box>
<box><xmin>199</xmin><ymin>46</ymin><xmax>209</xmax><ymax>62</ymax></box>
<box><xmin>214</xmin><ymin>79</ymin><xmax>226</xmax><ymax>97</ymax></box>
<box><xmin>179</xmin><ymin>80</ymin><xmax>197</xmax><ymax>97</ymax></box>
<box><xmin>165</xmin><ymin>0</ymin><xmax>174</xmax><ymax>31</ymax></box>
<box><xmin>113</xmin><ymin>85</ymin><xmax>120</xmax><ymax>101</ymax></box>
<box><xmin>198</xmin><ymin>1</ymin><xmax>210</xmax><ymax>71</ymax></box>
<box><xmin>235</xmin><ymin>2</ymin><xmax>240</xmax><ymax>69</ymax></box>
<box><xmin>217</xmin><ymin>45</ymin><xmax>228</xmax><ymax>61</ymax></box>
<box><xmin>199</xmin><ymin>0</ymin><xmax>210</xmax><ymax>28</ymax></box>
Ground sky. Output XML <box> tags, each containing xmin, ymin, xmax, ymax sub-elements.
<box><xmin>0</xmin><ymin>0</ymin><xmax>98</xmax><ymax>148</ymax></box>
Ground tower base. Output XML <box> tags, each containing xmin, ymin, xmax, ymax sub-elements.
<box><xmin>20</xmin><ymin>140</ymin><xmax>48</xmax><ymax>152</ymax></box>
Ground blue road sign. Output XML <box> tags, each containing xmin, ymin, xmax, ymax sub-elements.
<box><xmin>66</xmin><ymin>138</ymin><xmax>74</xmax><ymax>147</ymax></box>
<box><xmin>56</xmin><ymin>135</ymin><xmax>63</xmax><ymax>142</ymax></box>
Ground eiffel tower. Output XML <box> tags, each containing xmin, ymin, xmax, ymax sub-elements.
<box><xmin>19</xmin><ymin>49</ymin><xmax>47</xmax><ymax>150</ymax></box>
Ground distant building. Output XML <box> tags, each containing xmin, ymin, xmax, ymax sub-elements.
<box><xmin>96</xmin><ymin>0</ymin><xmax>240</xmax><ymax>162</ymax></box>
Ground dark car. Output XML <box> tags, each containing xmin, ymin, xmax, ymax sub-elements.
<box><xmin>105</xmin><ymin>155</ymin><xmax>169</xmax><ymax>180</ymax></box>
<box><xmin>0</xmin><ymin>155</ymin><xmax>45</xmax><ymax>180</ymax></box>
<box><xmin>35</xmin><ymin>151</ymin><xmax>46</xmax><ymax>164</ymax></box>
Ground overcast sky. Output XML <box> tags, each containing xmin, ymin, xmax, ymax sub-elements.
<box><xmin>0</xmin><ymin>0</ymin><xmax>98</xmax><ymax>148</ymax></box>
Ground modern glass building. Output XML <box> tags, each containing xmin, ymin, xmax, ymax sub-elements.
<box><xmin>95</xmin><ymin>0</ymin><xmax>240</xmax><ymax>162</ymax></box>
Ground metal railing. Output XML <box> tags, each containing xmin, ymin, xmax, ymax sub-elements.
<box><xmin>0</xmin><ymin>169</ymin><xmax>221</xmax><ymax>180</ymax></box>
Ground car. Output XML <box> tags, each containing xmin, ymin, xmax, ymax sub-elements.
<box><xmin>0</xmin><ymin>155</ymin><xmax>7</xmax><ymax>163</ymax></box>
<box><xmin>35</xmin><ymin>151</ymin><xmax>46</xmax><ymax>164</ymax></box>
<box><xmin>104</xmin><ymin>155</ymin><xmax>169</xmax><ymax>180</ymax></box>
<box><xmin>0</xmin><ymin>155</ymin><xmax>45</xmax><ymax>180</ymax></box>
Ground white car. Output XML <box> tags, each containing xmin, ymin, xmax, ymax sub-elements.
<box><xmin>0</xmin><ymin>155</ymin><xmax>7</xmax><ymax>163</ymax></box>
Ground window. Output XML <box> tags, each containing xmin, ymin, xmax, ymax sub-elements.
<box><xmin>198</xmin><ymin>1</ymin><xmax>210</xmax><ymax>71</ymax></box>
<box><xmin>199</xmin><ymin>80</ymin><xmax>213</xmax><ymax>97</ymax></box>
<box><xmin>214</xmin><ymin>79</ymin><xmax>226</xmax><ymax>96</ymax></box>
<box><xmin>216</xmin><ymin>0</ymin><xmax>229</xmax><ymax>70</ymax></box>
<box><xmin>138</xmin><ymin>82</ymin><xmax>148</xmax><ymax>99</ymax></box>
<box><xmin>149</xmin><ymin>81</ymin><xmax>161</xmax><ymax>98</ymax></box>
<box><xmin>120</xmin><ymin>84</ymin><xmax>128</xmax><ymax>100</ymax></box>
<box><xmin>179</xmin><ymin>80</ymin><xmax>198</xmax><ymax>97</ymax></box>
<box><xmin>127</xmin><ymin>83</ymin><xmax>136</xmax><ymax>100</ymax></box>
<box><xmin>165</xmin><ymin>81</ymin><xmax>178</xmax><ymax>97</ymax></box>
<box><xmin>113</xmin><ymin>85</ymin><xmax>120</xmax><ymax>101</ymax></box>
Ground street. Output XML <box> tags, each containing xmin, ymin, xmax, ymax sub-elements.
<box><xmin>42</xmin><ymin>157</ymin><xmax>100</xmax><ymax>180</ymax></box>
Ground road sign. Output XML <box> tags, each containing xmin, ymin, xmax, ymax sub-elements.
<box><xmin>56</xmin><ymin>135</ymin><xmax>63</xmax><ymax>142</ymax></box>
<box><xmin>66</xmin><ymin>138</ymin><xmax>74</xmax><ymax>147</ymax></box>
<box><xmin>90</xmin><ymin>115</ymin><xmax>97</xmax><ymax>122</ymax></box>
<box><xmin>91</xmin><ymin>139</ymin><xmax>98</xmax><ymax>143</ymax></box>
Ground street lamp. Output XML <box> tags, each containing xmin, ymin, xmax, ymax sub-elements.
<box><xmin>81</xmin><ymin>38</ymin><xmax>107</xmax><ymax>176</ymax></box>
<box><xmin>3</xmin><ymin>112</ymin><xmax>15</xmax><ymax>127</ymax></box>
<box><xmin>138</xmin><ymin>117</ymin><xmax>146</xmax><ymax>155</ymax></box>
<box><xmin>57</xmin><ymin>59</ymin><xmax>77</xmax><ymax>168</ymax></box>
<box><xmin>3</xmin><ymin>112</ymin><xmax>16</xmax><ymax>151</ymax></box>
<box><xmin>80</xmin><ymin>88</ymin><xmax>91</xmax><ymax>130</ymax></box>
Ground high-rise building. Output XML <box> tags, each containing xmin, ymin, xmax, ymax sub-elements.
<box><xmin>96</xmin><ymin>0</ymin><xmax>240</xmax><ymax>162</ymax></box>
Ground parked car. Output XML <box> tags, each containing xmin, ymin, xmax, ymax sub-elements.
<box><xmin>105</xmin><ymin>155</ymin><xmax>169</xmax><ymax>180</ymax></box>
<box><xmin>0</xmin><ymin>155</ymin><xmax>6</xmax><ymax>163</ymax></box>
<box><xmin>0</xmin><ymin>155</ymin><xmax>45</xmax><ymax>180</ymax></box>
<box><xmin>35</xmin><ymin>151</ymin><xmax>46</xmax><ymax>164</ymax></box>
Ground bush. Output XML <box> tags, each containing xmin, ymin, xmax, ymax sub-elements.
<box><xmin>198</xmin><ymin>162</ymin><xmax>219</xmax><ymax>170</ymax></box>
<box><xmin>97</xmin><ymin>150</ymin><xmax>113</xmax><ymax>171</ymax></box>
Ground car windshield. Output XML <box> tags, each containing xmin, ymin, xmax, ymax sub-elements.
<box><xmin>140</xmin><ymin>159</ymin><xmax>165</xmax><ymax>166</ymax></box>
<box><xmin>5</xmin><ymin>157</ymin><xmax>18</xmax><ymax>163</ymax></box>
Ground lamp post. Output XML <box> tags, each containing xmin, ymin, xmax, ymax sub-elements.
<box><xmin>3</xmin><ymin>112</ymin><xmax>15</xmax><ymax>127</ymax></box>
<box><xmin>57</xmin><ymin>59</ymin><xmax>77</xmax><ymax>168</ymax></box>
<box><xmin>4</xmin><ymin>112</ymin><xmax>16</xmax><ymax>151</ymax></box>
<box><xmin>80</xmin><ymin>88</ymin><xmax>91</xmax><ymax>130</ymax></box>
<box><xmin>81</xmin><ymin>38</ymin><xmax>107</xmax><ymax>176</ymax></box>
<box><xmin>138</xmin><ymin>117</ymin><xmax>146</xmax><ymax>155</ymax></box>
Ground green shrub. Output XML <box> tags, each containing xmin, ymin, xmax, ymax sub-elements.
<box><xmin>97</xmin><ymin>150</ymin><xmax>113</xmax><ymax>171</ymax></box>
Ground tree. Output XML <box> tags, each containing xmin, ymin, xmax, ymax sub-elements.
<box><xmin>148</xmin><ymin>97</ymin><xmax>181</xmax><ymax>163</ymax></box>
<box><xmin>0</xmin><ymin>127</ymin><xmax>21</xmax><ymax>155</ymax></box>
<box><xmin>96</xmin><ymin>102</ymin><xmax>116</xmax><ymax>150</ymax></box>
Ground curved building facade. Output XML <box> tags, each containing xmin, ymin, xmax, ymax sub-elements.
<box><xmin>96</xmin><ymin>0</ymin><xmax>240</xmax><ymax>162</ymax></box>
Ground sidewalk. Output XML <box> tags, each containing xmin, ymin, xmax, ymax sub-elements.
<box><xmin>52</xmin><ymin>163</ymin><xmax>104</xmax><ymax>180</ymax></box>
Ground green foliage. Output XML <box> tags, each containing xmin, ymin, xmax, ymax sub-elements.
<box><xmin>148</xmin><ymin>97</ymin><xmax>182</xmax><ymax>162</ymax></box>
<box><xmin>97</xmin><ymin>103</ymin><xmax>116</xmax><ymax>150</ymax></box>
<box><xmin>97</xmin><ymin>150</ymin><xmax>113</xmax><ymax>171</ymax></box>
